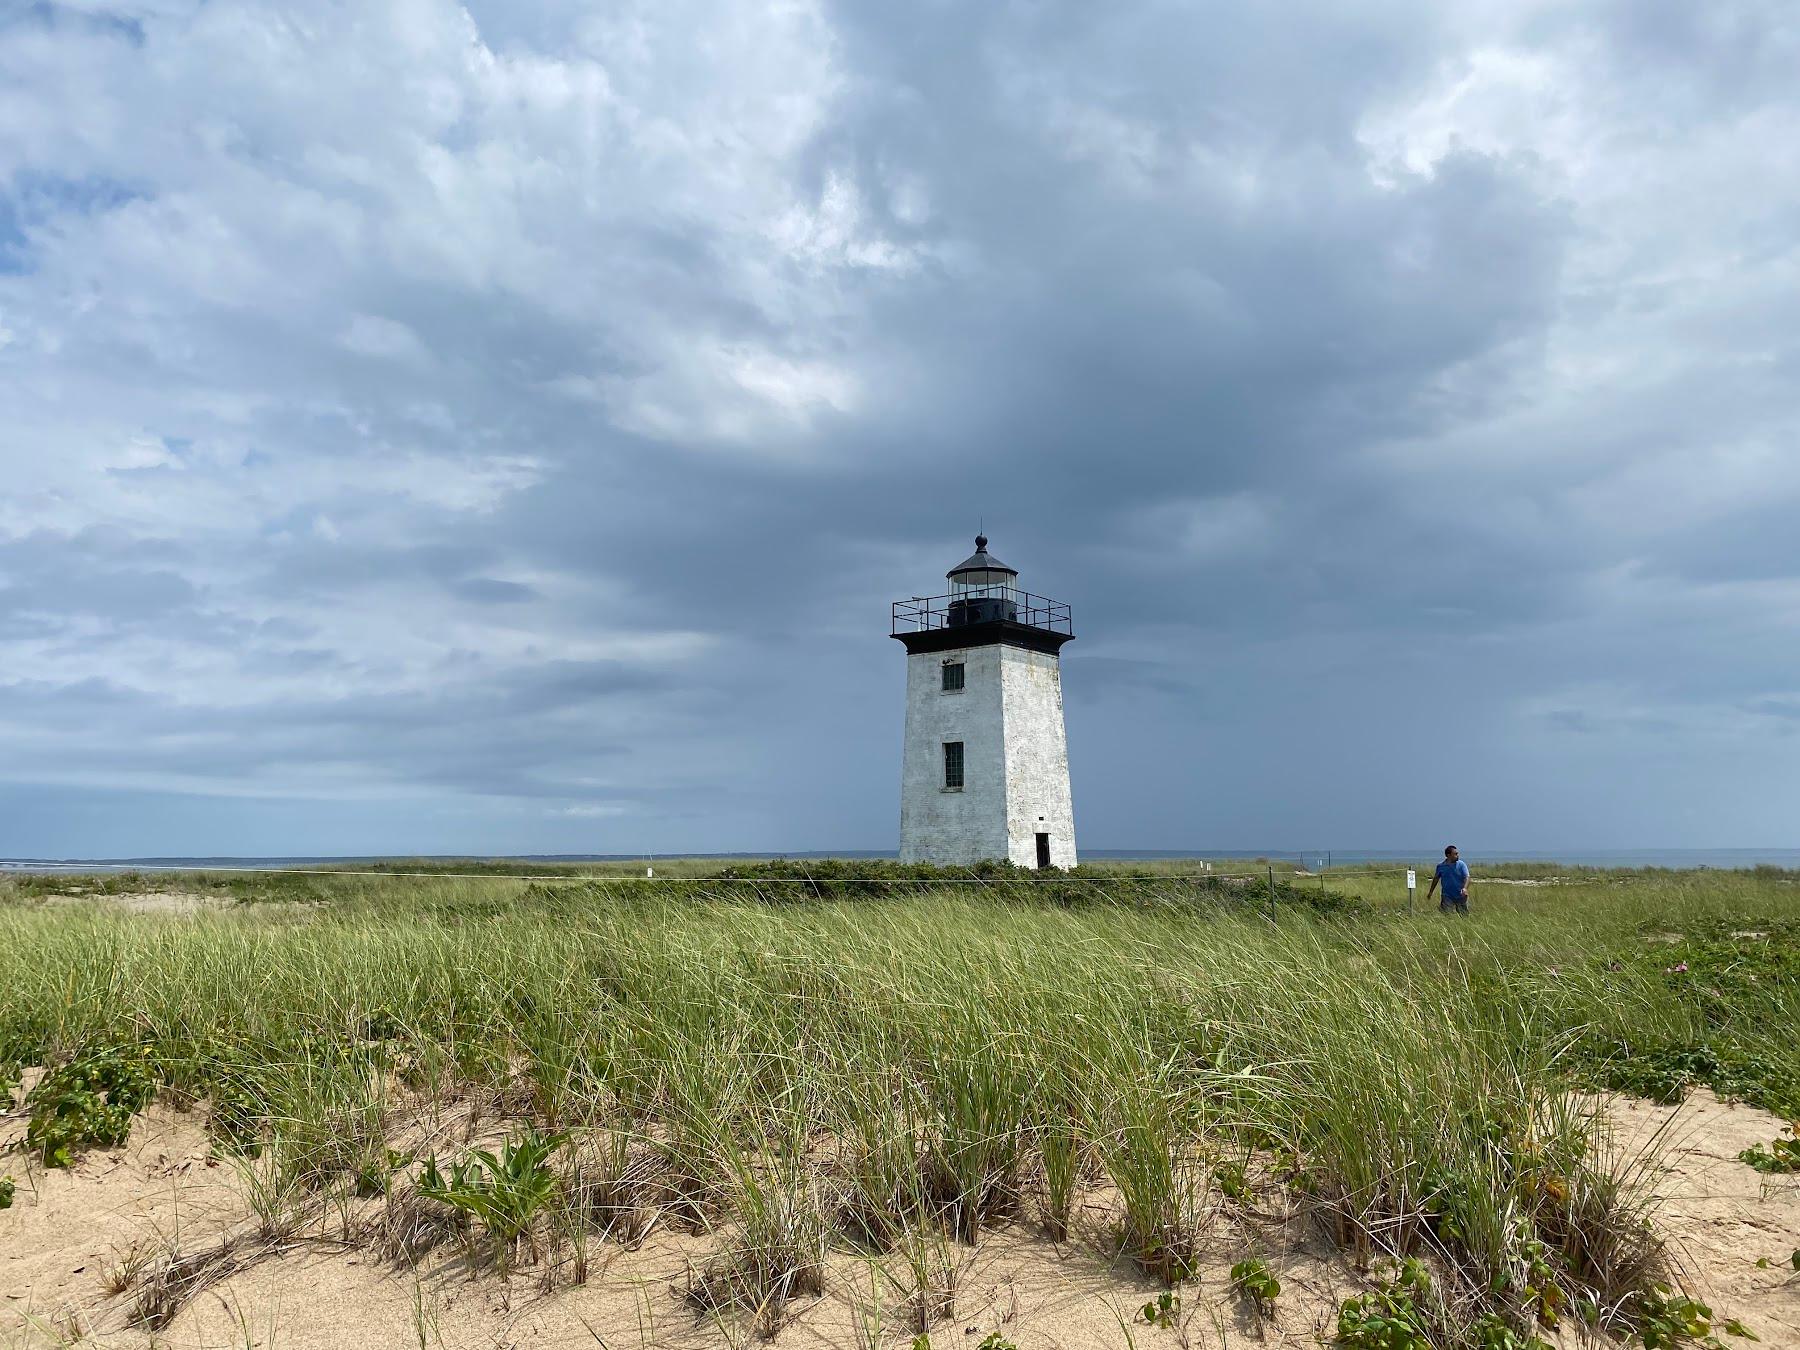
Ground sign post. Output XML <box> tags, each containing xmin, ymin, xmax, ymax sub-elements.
<box><xmin>1405</xmin><ymin>869</ymin><xmax>1416</xmax><ymax>910</ymax></box>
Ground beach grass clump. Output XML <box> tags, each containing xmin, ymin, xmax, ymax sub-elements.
<box><xmin>1031</xmin><ymin>1116</ymin><xmax>1087</xmax><ymax>1241</ymax></box>
<box><xmin>129</xmin><ymin>1237</ymin><xmax>255</xmax><ymax>1330</ymax></box>
<box><xmin>687</xmin><ymin>1141</ymin><xmax>830</xmax><ymax>1335</ymax></box>
<box><xmin>366</xmin><ymin>1182</ymin><xmax>466</xmax><ymax>1265</ymax></box>
<box><xmin>1088</xmin><ymin>1050</ymin><xmax>1219</xmax><ymax>1283</ymax></box>
<box><xmin>562</xmin><ymin>1130</ymin><xmax>678</xmax><ymax>1244</ymax></box>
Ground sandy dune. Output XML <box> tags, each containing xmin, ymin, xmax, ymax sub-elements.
<box><xmin>3</xmin><ymin>1089</ymin><xmax>1796</xmax><ymax>1348</ymax></box>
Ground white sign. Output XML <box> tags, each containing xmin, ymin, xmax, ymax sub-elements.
<box><xmin>1406</xmin><ymin>869</ymin><xmax>1416</xmax><ymax>890</ymax></box>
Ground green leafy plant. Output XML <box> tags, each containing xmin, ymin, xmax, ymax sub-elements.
<box><xmin>1336</xmin><ymin>1259</ymin><xmax>1434</xmax><ymax>1350</ymax></box>
<box><xmin>1736</xmin><ymin>1126</ymin><xmax>1799</xmax><ymax>1175</ymax></box>
<box><xmin>1139</xmin><ymin>1289</ymin><xmax>1181</xmax><ymax>1328</ymax></box>
<box><xmin>1635</xmin><ymin>1285</ymin><xmax>1757</xmax><ymax>1348</ymax></box>
<box><xmin>1213</xmin><ymin>1158</ymin><xmax>1251</xmax><ymax>1201</ymax></box>
<box><xmin>355</xmin><ymin>1147</ymin><xmax>414</xmax><ymax>1198</ymax></box>
<box><xmin>1493</xmin><ymin>1233</ymin><xmax>1567</xmax><ymax>1330</ymax></box>
<box><xmin>0</xmin><ymin>1175</ymin><xmax>14</xmax><ymax>1209</ymax></box>
<box><xmin>25</xmin><ymin>1048</ymin><xmax>157</xmax><ymax>1167</ymax></box>
<box><xmin>1232</xmin><ymin>1258</ymin><xmax>1281</xmax><ymax>1316</ymax></box>
<box><xmin>1469</xmin><ymin>1313</ymin><xmax>1551</xmax><ymax>1350</ymax></box>
<box><xmin>976</xmin><ymin>1335</ymin><xmax>1018</xmax><ymax>1350</ymax></box>
<box><xmin>417</xmin><ymin>1129</ymin><xmax>567</xmax><ymax>1249</ymax></box>
<box><xmin>1580</xmin><ymin>917</ymin><xmax>1800</xmax><ymax>1119</ymax></box>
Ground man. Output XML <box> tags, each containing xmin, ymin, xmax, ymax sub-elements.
<box><xmin>1426</xmin><ymin>844</ymin><xmax>1470</xmax><ymax>914</ymax></box>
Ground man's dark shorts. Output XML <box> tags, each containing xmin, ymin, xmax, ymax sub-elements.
<box><xmin>1439</xmin><ymin>897</ymin><xmax>1469</xmax><ymax>915</ymax></box>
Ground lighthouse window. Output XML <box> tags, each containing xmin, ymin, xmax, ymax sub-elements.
<box><xmin>941</xmin><ymin>661</ymin><xmax>965</xmax><ymax>692</ymax></box>
<box><xmin>943</xmin><ymin>741</ymin><xmax>964</xmax><ymax>790</ymax></box>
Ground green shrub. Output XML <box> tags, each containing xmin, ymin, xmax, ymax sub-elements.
<box><xmin>1577</xmin><ymin>917</ymin><xmax>1800</xmax><ymax>1118</ymax></box>
<box><xmin>705</xmin><ymin>857</ymin><xmax>1367</xmax><ymax>915</ymax></box>
<box><xmin>1594</xmin><ymin>1045</ymin><xmax>1723</xmax><ymax>1106</ymax></box>
<box><xmin>25</xmin><ymin>1047</ymin><xmax>157</xmax><ymax>1167</ymax></box>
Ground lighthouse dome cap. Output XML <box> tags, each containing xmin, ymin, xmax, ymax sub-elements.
<box><xmin>947</xmin><ymin>534</ymin><xmax>1018</xmax><ymax>580</ymax></box>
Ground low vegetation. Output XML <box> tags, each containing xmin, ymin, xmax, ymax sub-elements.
<box><xmin>23</xmin><ymin>1045</ymin><xmax>157</xmax><ymax>1167</ymax></box>
<box><xmin>0</xmin><ymin>860</ymin><xmax>1795</xmax><ymax>1345</ymax></box>
<box><xmin>1737</xmin><ymin>1127</ymin><xmax>1799</xmax><ymax>1175</ymax></box>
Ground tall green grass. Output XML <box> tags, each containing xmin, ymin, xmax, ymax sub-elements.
<box><xmin>1</xmin><ymin>867</ymin><xmax>1795</xmax><ymax>1344</ymax></box>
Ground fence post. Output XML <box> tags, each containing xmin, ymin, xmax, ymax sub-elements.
<box><xmin>1267</xmin><ymin>865</ymin><xmax>1275</xmax><ymax>907</ymax></box>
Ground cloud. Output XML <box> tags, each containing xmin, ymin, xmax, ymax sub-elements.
<box><xmin>2</xmin><ymin>0</ymin><xmax>1798</xmax><ymax>854</ymax></box>
<box><xmin>340</xmin><ymin>314</ymin><xmax>432</xmax><ymax>366</ymax></box>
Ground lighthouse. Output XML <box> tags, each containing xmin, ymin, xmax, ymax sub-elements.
<box><xmin>892</xmin><ymin>535</ymin><xmax>1077</xmax><ymax>868</ymax></box>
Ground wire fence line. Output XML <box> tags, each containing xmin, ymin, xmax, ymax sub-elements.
<box><xmin>8</xmin><ymin>861</ymin><xmax>1433</xmax><ymax>884</ymax></box>
<box><xmin>0</xmin><ymin>864</ymin><xmax>1485</xmax><ymax>926</ymax></box>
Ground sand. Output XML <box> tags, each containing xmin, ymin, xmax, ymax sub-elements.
<box><xmin>1603</xmin><ymin>1092</ymin><xmax>1800</xmax><ymax>1347</ymax></box>
<box><xmin>42</xmin><ymin>891</ymin><xmax>223</xmax><ymax>917</ymax></box>
<box><xmin>2</xmin><ymin>1088</ymin><xmax>1796</xmax><ymax>1348</ymax></box>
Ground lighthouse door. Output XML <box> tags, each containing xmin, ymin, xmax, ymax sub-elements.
<box><xmin>1035</xmin><ymin>833</ymin><xmax>1051</xmax><ymax>869</ymax></box>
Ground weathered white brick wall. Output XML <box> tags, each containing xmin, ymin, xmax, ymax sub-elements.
<box><xmin>899</xmin><ymin>645</ymin><xmax>1008</xmax><ymax>863</ymax></box>
<box><xmin>999</xmin><ymin>645</ymin><xmax>1078</xmax><ymax>869</ymax></box>
<box><xmin>898</xmin><ymin>642</ymin><xmax>1076</xmax><ymax>868</ymax></box>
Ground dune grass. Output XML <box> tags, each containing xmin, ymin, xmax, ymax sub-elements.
<box><xmin>1</xmin><ymin>863</ymin><xmax>1795</xmax><ymax>1345</ymax></box>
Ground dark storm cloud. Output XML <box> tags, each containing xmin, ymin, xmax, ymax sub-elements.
<box><xmin>2</xmin><ymin>0</ymin><xmax>1798</xmax><ymax>855</ymax></box>
<box><xmin>2</xmin><ymin>652</ymin><xmax>698</xmax><ymax>804</ymax></box>
<box><xmin>453</xmin><ymin>577</ymin><xmax>538</xmax><ymax>604</ymax></box>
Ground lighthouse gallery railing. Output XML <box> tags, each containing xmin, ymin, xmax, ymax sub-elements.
<box><xmin>891</xmin><ymin>585</ymin><xmax>1073</xmax><ymax>636</ymax></box>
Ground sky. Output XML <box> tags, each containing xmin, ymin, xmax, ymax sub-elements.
<box><xmin>2</xmin><ymin>0</ymin><xmax>1798</xmax><ymax>858</ymax></box>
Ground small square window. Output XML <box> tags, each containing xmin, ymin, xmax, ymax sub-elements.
<box><xmin>941</xmin><ymin>661</ymin><xmax>965</xmax><ymax>692</ymax></box>
<box><xmin>943</xmin><ymin>741</ymin><xmax>964</xmax><ymax>790</ymax></box>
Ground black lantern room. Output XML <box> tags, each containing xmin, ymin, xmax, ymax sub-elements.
<box><xmin>946</xmin><ymin>535</ymin><xmax>1019</xmax><ymax>626</ymax></box>
<box><xmin>891</xmin><ymin>533</ymin><xmax>1073</xmax><ymax>655</ymax></box>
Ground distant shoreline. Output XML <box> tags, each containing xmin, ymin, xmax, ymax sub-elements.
<box><xmin>5</xmin><ymin>847</ymin><xmax>1799</xmax><ymax>873</ymax></box>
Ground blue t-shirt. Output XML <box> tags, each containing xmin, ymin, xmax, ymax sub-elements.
<box><xmin>1435</xmin><ymin>859</ymin><xmax>1469</xmax><ymax>899</ymax></box>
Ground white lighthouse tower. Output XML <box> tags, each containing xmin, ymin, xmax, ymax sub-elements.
<box><xmin>892</xmin><ymin>535</ymin><xmax>1077</xmax><ymax>869</ymax></box>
